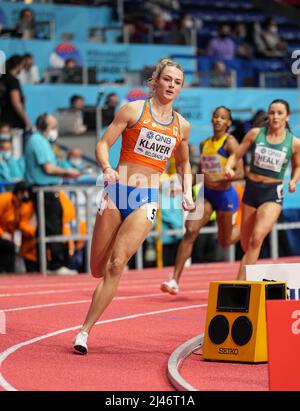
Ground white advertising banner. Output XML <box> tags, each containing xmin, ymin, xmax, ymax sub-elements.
<box><xmin>245</xmin><ymin>263</ymin><xmax>300</xmax><ymax>300</ymax></box>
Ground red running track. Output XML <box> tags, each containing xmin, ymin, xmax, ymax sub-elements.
<box><xmin>0</xmin><ymin>257</ymin><xmax>299</xmax><ymax>391</ymax></box>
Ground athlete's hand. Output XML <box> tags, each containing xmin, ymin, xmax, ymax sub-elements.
<box><xmin>103</xmin><ymin>166</ymin><xmax>119</xmax><ymax>184</ymax></box>
<box><xmin>224</xmin><ymin>165</ymin><xmax>235</xmax><ymax>179</ymax></box>
<box><xmin>289</xmin><ymin>180</ymin><xmax>297</xmax><ymax>193</ymax></box>
<box><xmin>182</xmin><ymin>193</ymin><xmax>195</xmax><ymax>211</ymax></box>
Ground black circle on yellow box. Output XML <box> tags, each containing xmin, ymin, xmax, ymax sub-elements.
<box><xmin>231</xmin><ymin>316</ymin><xmax>253</xmax><ymax>346</ymax></box>
<box><xmin>208</xmin><ymin>315</ymin><xmax>229</xmax><ymax>344</ymax></box>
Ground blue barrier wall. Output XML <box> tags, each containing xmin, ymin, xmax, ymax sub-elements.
<box><xmin>0</xmin><ymin>39</ymin><xmax>196</xmax><ymax>82</ymax></box>
<box><xmin>23</xmin><ymin>84</ymin><xmax>300</xmax><ymax>142</ymax></box>
<box><xmin>0</xmin><ymin>2</ymin><xmax>113</xmax><ymax>42</ymax></box>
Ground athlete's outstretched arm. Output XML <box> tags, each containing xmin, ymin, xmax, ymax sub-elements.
<box><xmin>225</xmin><ymin>128</ymin><xmax>259</xmax><ymax>178</ymax></box>
<box><xmin>174</xmin><ymin>118</ymin><xmax>194</xmax><ymax>211</ymax></box>
<box><xmin>289</xmin><ymin>137</ymin><xmax>300</xmax><ymax>192</ymax></box>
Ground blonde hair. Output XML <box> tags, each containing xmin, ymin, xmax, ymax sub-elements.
<box><xmin>148</xmin><ymin>58</ymin><xmax>184</xmax><ymax>94</ymax></box>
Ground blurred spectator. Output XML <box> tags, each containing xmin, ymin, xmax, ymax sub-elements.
<box><xmin>0</xmin><ymin>55</ymin><xmax>32</xmax><ymax>131</ymax></box>
<box><xmin>70</xmin><ymin>94</ymin><xmax>87</xmax><ymax>133</ymax></box>
<box><xmin>70</xmin><ymin>95</ymin><xmax>85</xmax><ymax>110</ymax></box>
<box><xmin>232</xmin><ymin>22</ymin><xmax>253</xmax><ymax>59</ymax></box>
<box><xmin>13</xmin><ymin>8</ymin><xmax>36</xmax><ymax>40</ymax></box>
<box><xmin>254</xmin><ymin>18</ymin><xmax>288</xmax><ymax>58</ymax></box>
<box><xmin>18</xmin><ymin>53</ymin><xmax>40</xmax><ymax>84</ymax></box>
<box><xmin>151</xmin><ymin>13</ymin><xmax>173</xmax><ymax>44</ymax></box>
<box><xmin>0</xmin><ymin>181</ymin><xmax>30</xmax><ymax>273</ymax></box>
<box><xmin>25</xmin><ymin>113</ymin><xmax>80</xmax><ymax>274</ymax></box>
<box><xmin>206</xmin><ymin>24</ymin><xmax>236</xmax><ymax>60</ymax></box>
<box><xmin>209</xmin><ymin>60</ymin><xmax>233</xmax><ymax>87</ymax></box>
<box><xmin>64</xmin><ymin>148</ymin><xmax>86</xmax><ymax>171</ymax></box>
<box><xmin>0</xmin><ymin>123</ymin><xmax>25</xmax><ymax>181</ymax></box>
<box><xmin>123</xmin><ymin>22</ymin><xmax>149</xmax><ymax>44</ymax></box>
<box><xmin>171</xmin><ymin>13</ymin><xmax>199</xmax><ymax>45</ymax></box>
<box><xmin>101</xmin><ymin>92</ymin><xmax>120</xmax><ymax>128</ymax></box>
<box><xmin>58</xmin><ymin>147</ymin><xmax>96</xmax><ymax>180</ymax></box>
<box><xmin>18</xmin><ymin>189</ymin><xmax>83</xmax><ymax>273</ymax></box>
<box><xmin>56</xmin><ymin>95</ymin><xmax>87</xmax><ymax>135</ymax></box>
<box><xmin>144</xmin><ymin>0</ymin><xmax>180</xmax><ymax>21</ymax></box>
<box><xmin>62</xmin><ymin>58</ymin><xmax>83</xmax><ymax>84</ymax></box>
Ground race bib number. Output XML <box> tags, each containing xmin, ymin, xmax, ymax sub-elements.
<box><xmin>201</xmin><ymin>154</ymin><xmax>222</xmax><ymax>174</ymax></box>
<box><xmin>134</xmin><ymin>127</ymin><xmax>176</xmax><ymax>162</ymax></box>
<box><xmin>97</xmin><ymin>193</ymin><xmax>108</xmax><ymax>216</ymax></box>
<box><xmin>146</xmin><ymin>204</ymin><xmax>158</xmax><ymax>223</ymax></box>
<box><xmin>254</xmin><ymin>146</ymin><xmax>287</xmax><ymax>172</ymax></box>
<box><xmin>277</xmin><ymin>184</ymin><xmax>284</xmax><ymax>201</ymax></box>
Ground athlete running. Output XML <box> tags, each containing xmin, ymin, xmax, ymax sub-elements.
<box><xmin>73</xmin><ymin>59</ymin><xmax>195</xmax><ymax>354</ymax></box>
<box><xmin>161</xmin><ymin>106</ymin><xmax>244</xmax><ymax>295</ymax></box>
<box><xmin>225</xmin><ymin>99</ymin><xmax>300</xmax><ymax>280</ymax></box>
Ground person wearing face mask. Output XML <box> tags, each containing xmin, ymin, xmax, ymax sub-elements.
<box><xmin>257</xmin><ymin>18</ymin><xmax>288</xmax><ymax>58</ymax></box>
<box><xmin>0</xmin><ymin>123</ymin><xmax>25</xmax><ymax>181</ymax></box>
<box><xmin>24</xmin><ymin>113</ymin><xmax>80</xmax><ymax>275</ymax></box>
<box><xmin>0</xmin><ymin>181</ymin><xmax>30</xmax><ymax>273</ymax></box>
<box><xmin>206</xmin><ymin>24</ymin><xmax>236</xmax><ymax>60</ymax></box>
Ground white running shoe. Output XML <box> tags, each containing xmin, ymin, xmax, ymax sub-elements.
<box><xmin>49</xmin><ymin>266</ymin><xmax>78</xmax><ymax>276</ymax></box>
<box><xmin>160</xmin><ymin>278</ymin><xmax>179</xmax><ymax>295</ymax></box>
<box><xmin>73</xmin><ymin>331</ymin><xmax>88</xmax><ymax>355</ymax></box>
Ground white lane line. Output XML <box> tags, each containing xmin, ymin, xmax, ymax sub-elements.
<box><xmin>0</xmin><ymin>266</ymin><xmax>236</xmax><ymax>290</ymax></box>
<box><xmin>0</xmin><ymin>303</ymin><xmax>207</xmax><ymax>391</ymax></box>
<box><xmin>0</xmin><ymin>287</ymin><xmax>94</xmax><ymax>298</ymax></box>
<box><xmin>0</xmin><ymin>280</ymin><xmax>208</xmax><ymax>298</ymax></box>
<box><xmin>0</xmin><ymin>281</ymin><xmax>95</xmax><ymax>290</ymax></box>
<box><xmin>2</xmin><ymin>290</ymin><xmax>208</xmax><ymax>313</ymax></box>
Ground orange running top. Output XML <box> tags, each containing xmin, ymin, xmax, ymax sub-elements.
<box><xmin>120</xmin><ymin>99</ymin><xmax>181</xmax><ymax>173</ymax></box>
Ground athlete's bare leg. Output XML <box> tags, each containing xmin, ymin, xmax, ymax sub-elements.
<box><xmin>237</xmin><ymin>202</ymin><xmax>282</xmax><ymax>280</ymax></box>
<box><xmin>80</xmin><ymin>204</ymin><xmax>156</xmax><ymax>334</ymax></box>
<box><xmin>216</xmin><ymin>210</ymin><xmax>240</xmax><ymax>248</ymax></box>
<box><xmin>90</xmin><ymin>196</ymin><xmax>123</xmax><ymax>278</ymax></box>
<box><xmin>172</xmin><ymin>200</ymin><xmax>213</xmax><ymax>284</ymax></box>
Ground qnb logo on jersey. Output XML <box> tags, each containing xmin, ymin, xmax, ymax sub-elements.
<box><xmin>145</xmin><ymin>131</ymin><xmax>173</xmax><ymax>145</ymax></box>
<box><xmin>146</xmin><ymin>131</ymin><xmax>155</xmax><ymax>139</ymax></box>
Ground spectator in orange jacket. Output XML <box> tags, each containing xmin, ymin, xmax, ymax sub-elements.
<box><xmin>0</xmin><ymin>181</ymin><xmax>30</xmax><ymax>273</ymax></box>
<box><xmin>19</xmin><ymin>191</ymin><xmax>81</xmax><ymax>272</ymax></box>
